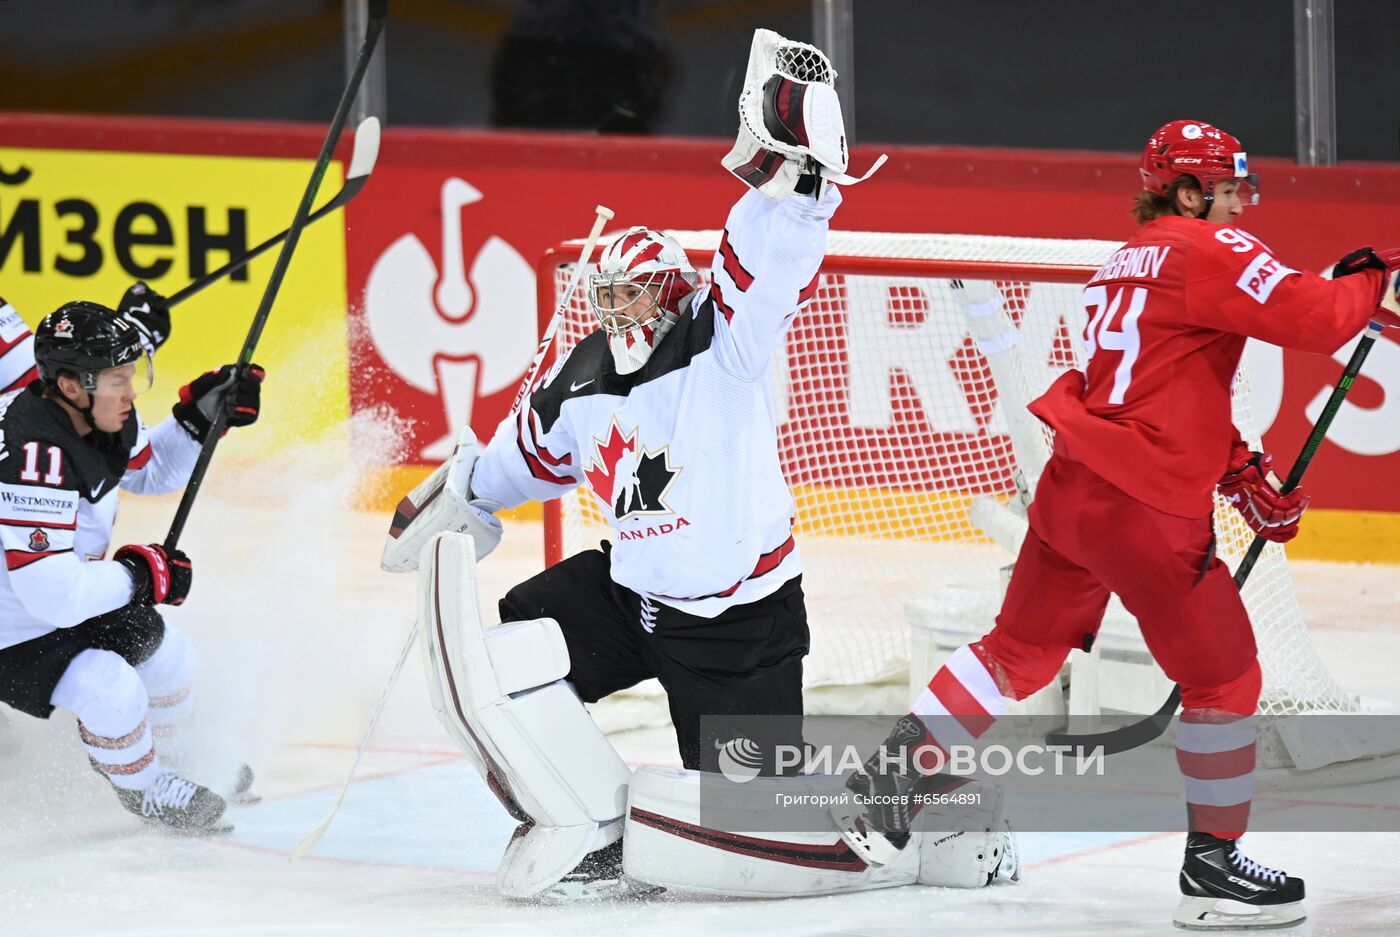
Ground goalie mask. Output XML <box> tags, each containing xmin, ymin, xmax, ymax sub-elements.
<box><xmin>589</xmin><ymin>227</ymin><xmax>699</xmax><ymax>375</ymax></box>
<box><xmin>1140</xmin><ymin>119</ymin><xmax>1258</xmax><ymax>209</ymax></box>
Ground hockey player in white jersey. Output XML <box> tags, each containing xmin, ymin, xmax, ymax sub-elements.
<box><xmin>0</xmin><ymin>300</ymin><xmax>263</xmax><ymax>833</ymax></box>
<box><xmin>377</xmin><ymin>30</ymin><xmax>1028</xmax><ymax>903</ymax></box>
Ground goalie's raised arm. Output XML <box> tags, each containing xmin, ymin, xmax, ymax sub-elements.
<box><xmin>706</xmin><ymin>185</ymin><xmax>840</xmax><ymax>380</ymax></box>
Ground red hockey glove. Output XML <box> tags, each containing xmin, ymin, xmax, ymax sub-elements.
<box><xmin>1331</xmin><ymin>246</ymin><xmax>1400</xmax><ymax>329</ymax></box>
<box><xmin>1217</xmin><ymin>451</ymin><xmax>1310</xmax><ymax>544</ymax></box>
<box><xmin>172</xmin><ymin>364</ymin><xmax>265</xmax><ymax>442</ymax></box>
<box><xmin>115</xmin><ymin>543</ymin><xmax>193</xmax><ymax>606</ymax></box>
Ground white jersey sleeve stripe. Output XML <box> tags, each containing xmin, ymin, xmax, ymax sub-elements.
<box><xmin>514</xmin><ymin>406</ymin><xmax>576</xmax><ymax>486</ymax></box>
<box><xmin>0</xmin><ymin>301</ymin><xmax>36</xmax><ymax>394</ymax></box>
<box><xmin>708</xmin><ymin>186</ymin><xmax>841</xmax><ymax>380</ymax></box>
<box><xmin>6</xmin><ymin>546</ymin><xmax>73</xmax><ymax>571</ymax></box>
<box><xmin>0</xmin><ymin>336</ymin><xmax>36</xmax><ymax>393</ymax></box>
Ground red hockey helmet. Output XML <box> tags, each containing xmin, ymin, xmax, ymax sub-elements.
<box><xmin>1140</xmin><ymin>119</ymin><xmax>1258</xmax><ymax>205</ymax></box>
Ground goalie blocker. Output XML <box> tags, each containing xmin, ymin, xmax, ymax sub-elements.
<box><xmin>382</xmin><ymin>427</ymin><xmax>502</xmax><ymax>572</ymax></box>
<box><xmin>415</xmin><ymin>530</ymin><xmax>1019</xmax><ymax>900</ymax></box>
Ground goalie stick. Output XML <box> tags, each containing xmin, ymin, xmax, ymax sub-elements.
<box><xmin>164</xmin><ymin>116</ymin><xmax>381</xmax><ymax>309</ymax></box>
<box><xmin>289</xmin><ymin>621</ymin><xmax>417</xmax><ymax>861</ymax></box>
<box><xmin>1046</xmin><ymin>321</ymin><xmax>1387</xmax><ymax>755</ymax></box>
<box><xmin>163</xmin><ymin>0</ymin><xmax>389</xmax><ymax>550</ymax></box>
<box><xmin>509</xmin><ymin>204</ymin><xmax>615</xmax><ymax>415</ymax></box>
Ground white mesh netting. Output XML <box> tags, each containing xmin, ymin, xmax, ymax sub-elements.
<box><xmin>545</xmin><ymin>230</ymin><xmax>1363</xmax><ymax>720</ymax></box>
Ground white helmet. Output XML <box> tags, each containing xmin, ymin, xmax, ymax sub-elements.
<box><xmin>588</xmin><ymin>227</ymin><xmax>699</xmax><ymax>375</ymax></box>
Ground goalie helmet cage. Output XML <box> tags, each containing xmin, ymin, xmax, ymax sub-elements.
<box><xmin>535</xmin><ymin>228</ymin><xmax>1396</xmax><ymax>778</ymax></box>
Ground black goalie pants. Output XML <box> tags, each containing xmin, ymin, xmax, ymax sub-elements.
<box><xmin>499</xmin><ymin>546</ymin><xmax>809</xmax><ymax>774</ymax></box>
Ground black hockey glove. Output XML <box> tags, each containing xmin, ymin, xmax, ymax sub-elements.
<box><xmin>115</xmin><ymin>543</ymin><xmax>193</xmax><ymax>606</ymax></box>
<box><xmin>1331</xmin><ymin>247</ymin><xmax>1394</xmax><ymax>279</ymax></box>
<box><xmin>172</xmin><ymin>363</ymin><xmax>265</xmax><ymax>442</ymax></box>
<box><xmin>115</xmin><ymin>282</ymin><xmax>172</xmax><ymax>352</ymax></box>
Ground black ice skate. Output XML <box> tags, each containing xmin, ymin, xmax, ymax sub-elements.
<box><xmin>1174</xmin><ymin>833</ymin><xmax>1305</xmax><ymax>930</ymax></box>
<box><xmin>114</xmin><ymin>772</ymin><xmax>232</xmax><ymax>835</ymax></box>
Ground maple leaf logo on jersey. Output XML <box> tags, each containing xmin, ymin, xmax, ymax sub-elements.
<box><xmin>583</xmin><ymin>419</ymin><xmax>682</xmax><ymax>522</ymax></box>
<box><xmin>28</xmin><ymin>529</ymin><xmax>49</xmax><ymax>552</ymax></box>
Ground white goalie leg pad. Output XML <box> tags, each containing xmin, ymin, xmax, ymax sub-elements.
<box><xmin>917</xmin><ymin>783</ymin><xmax>1020</xmax><ymax>887</ymax></box>
<box><xmin>417</xmin><ymin>532</ymin><xmax>632</xmax><ymax>897</ymax></box>
<box><xmin>382</xmin><ymin>427</ymin><xmax>502</xmax><ymax>572</ymax></box>
<box><xmin>624</xmin><ymin>766</ymin><xmax>921</xmax><ymax>897</ymax></box>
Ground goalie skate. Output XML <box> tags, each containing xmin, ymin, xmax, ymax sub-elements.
<box><xmin>829</xmin><ymin>715</ymin><xmax>928</xmax><ymax>865</ymax></box>
<box><xmin>534</xmin><ymin>838</ymin><xmax>665</xmax><ymax>902</ymax></box>
<box><xmin>1174</xmin><ymin>834</ymin><xmax>1305</xmax><ymax>930</ymax></box>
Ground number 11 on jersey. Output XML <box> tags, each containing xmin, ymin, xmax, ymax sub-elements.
<box><xmin>1083</xmin><ymin>285</ymin><xmax>1148</xmax><ymax>404</ymax></box>
<box><xmin>19</xmin><ymin>441</ymin><xmax>64</xmax><ymax>486</ymax></box>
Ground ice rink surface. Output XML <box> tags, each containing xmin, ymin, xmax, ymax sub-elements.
<box><xmin>2</xmin><ymin>459</ymin><xmax>1398</xmax><ymax>937</ymax></box>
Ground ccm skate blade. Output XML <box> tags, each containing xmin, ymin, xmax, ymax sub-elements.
<box><xmin>1173</xmin><ymin>895</ymin><xmax>1306</xmax><ymax>930</ymax></box>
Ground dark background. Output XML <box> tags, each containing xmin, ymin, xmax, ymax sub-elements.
<box><xmin>0</xmin><ymin>0</ymin><xmax>1396</xmax><ymax>160</ymax></box>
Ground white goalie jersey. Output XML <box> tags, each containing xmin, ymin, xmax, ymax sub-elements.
<box><xmin>471</xmin><ymin>184</ymin><xmax>842</xmax><ymax>617</ymax></box>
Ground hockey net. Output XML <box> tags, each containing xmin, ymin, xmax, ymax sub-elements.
<box><xmin>537</xmin><ymin>228</ymin><xmax>1377</xmax><ymax>739</ymax></box>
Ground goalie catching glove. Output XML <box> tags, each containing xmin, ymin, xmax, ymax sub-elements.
<box><xmin>1218</xmin><ymin>447</ymin><xmax>1309</xmax><ymax>544</ymax></box>
<box><xmin>722</xmin><ymin>28</ymin><xmax>886</xmax><ymax>200</ymax></box>
<box><xmin>381</xmin><ymin>426</ymin><xmax>502</xmax><ymax>572</ymax></box>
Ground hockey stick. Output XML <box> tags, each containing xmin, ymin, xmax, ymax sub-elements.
<box><xmin>164</xmin><ymin>116</ymin><xmax>381</xmax><ymax>309</ymax></box>
<box><xmin>289</xmin><ymin>621</ymin><xmax>417</xmax><ymax>861</ymax></box>
<box><xmin>1046</xmin><ymin>321</ymin><xmax>1386</xmax><ymax>755</ymax></box>
<box><xmin>509</xmin><ymin>205</ymin><xmax>615</xmax><ymax>415</ymax></box>
<box><xmin>163</xmin><ymin>0</ymin><xmax>389</xmax><ymax>551</ymax></box>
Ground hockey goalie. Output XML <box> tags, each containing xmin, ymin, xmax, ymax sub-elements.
<box><xmin>380</xmin><ymin>29</ymin><xmax>1016</xmax><ymax>901</ymax></box>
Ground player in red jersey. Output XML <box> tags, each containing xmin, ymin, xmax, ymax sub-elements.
<box><xmin>831</xmin><ymin>120</ymin><xmax>1400</xmax><ymax>929</ymax></box>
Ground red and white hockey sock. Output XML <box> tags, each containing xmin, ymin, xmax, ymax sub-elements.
<box><xmin>79</xmin><ymin>718</ymin><xmax>160</xmax><ymax>791</ymax></box>
<box><xmin>146</xmin><ymin>683</ymin><xmax>193</xmax><ymax>756</ymax></box>
<box><xmin>906</xmin><ymin>644</ymin><xmax>1009</xmax><ymax>773</ymax></box>
<box><xmin>135</xmin><ymin>624</ymin><xmax>197</xmax><ymax>765</ymax></box>
<box><xmin>51</xmin><ymin>650</ymin><xmax>162</xmax><ymax>791</ymax></box>
<box><xmin>1177</xmin><ymin>663</ymin><xmax>1262</xmax><ymax>838</ymax></box>
<box><xmin>1176</xmin><ymin>712</ymin><xmax>1257</xmax><ymax>837</ymax></box>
